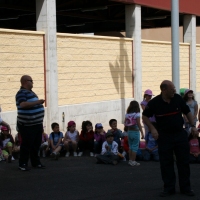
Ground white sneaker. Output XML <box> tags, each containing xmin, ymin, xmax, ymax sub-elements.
<box><xmin>90</xmin><ymin>152</ymin><xmax>94</xmax><ymax>157</ymax></box>
<box><xmin>78</xmin><ymin>152</ymin><xmax>83</xmax><ymax>157</ymax></box>
<box><xmin>42</xmin><ymin>151</ymin><xmax>46</xmax><ymax>158</ymax></box>
<box><xmin>65</xmin><ymin>152</ymin><xmax>70</xmax><ymax>157</ymax></box>
<box><xmin>129</xmin><ymin>160</ymin><xmax>140</xmax><ymax>166</ymax></box>
<box><xmin>11</xmin><ymin>156</ymin><xmax>15</xmax><ymax>161</ymax></box>
<box><xmin>73</xmin><ymin>152</ymin><xmax>77</xmax><ymax>157</ymax></box>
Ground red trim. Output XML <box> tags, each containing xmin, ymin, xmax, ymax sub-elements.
<box><xmin>43</xmin><ymin>35</ymin><xmax>47</xmax><ymax>107</ymax></box>
<box><xmin>156</xmin><ymin>111</ymin><xmax>180</xmax><ymax>117</ymax></box>
<box><xmin>132</xmin><ymin>40</ymin><xmax>134</xmax><ymax>98</ymax></box>
<box><xmin>112</xmin><ymin>0</ymin><xmax>200</xmax><ymax>16</ymax></box>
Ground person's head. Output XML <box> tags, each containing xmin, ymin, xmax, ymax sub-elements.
<box><xmin>109</xmin><ymin>119</ymin><xmax>117</xmax><ymax>130</ymax></box>
<box><xmin>183</xmin><ymin>89</ymin><xmax>194</xmax><ymax>101</ymax></box>
<box><xmin>126</xmin><ymin>100</ymin><xmax>140</xmax><ymax>114</ymax></box>
<box><xmin>160</xmin><ymin>80</ymin><xmax>176</xmax><ymax>99</ymax></box>
<box><xmin>67</xmin><ymin>121</ymin><xmax>76</xmax><ymax>132</ymax></box>
<box><xmin>82</xmin><ymin>121</ymin><xmax>93</xmax><ymax>133</ymax></box>
<box><xmin>20</xmin><ymin>75</ymin><xmax>33</xmax><ymax>90</ymax></box>
<box><xmin>143</xmin><ymin>89</ymin><xmax>153</xmax><ymax>101</ymax></box>
<box><xmin>124</xmin><ymin>126</ymin><xmax>128</xmax><ymax>132</ymax></box>
<box><xmin>105</xmin><ymin>132</ymin><xmax>114</xmax><ymax>143</ymax></box>
<box><xmin>51</xmin><ymin>122</ymin><xmax>60</xmax><ymax>132</ymax></box>
<box><xmin>1</xmin><ymin>126</ymin><xmax>9</xmax><ymax>137</ymax></box>
<box><xmin>95</xmin><ymin>123</ymin><xmax>103</xmax><ymax>133</ymax></box>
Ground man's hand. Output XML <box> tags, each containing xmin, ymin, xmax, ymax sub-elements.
<box><xmin>38</xmin><ymin>99</ymin><xmax>45</xmax><ymax>104</ymax></box>
<box><xmin>151</xmin><ymin>128</ymin><xmax>159</xmax><ymax>140</ymax></box>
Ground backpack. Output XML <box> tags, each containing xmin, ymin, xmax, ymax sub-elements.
<box><xmin>125</xmin><ymin>113</ymin><xmax>137</xmax><ymax>126</ymax></box>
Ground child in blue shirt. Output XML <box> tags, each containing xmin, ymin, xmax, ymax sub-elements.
<box><xmin>143</xmin><ymin>123</ymin><xmax>159</xmax><ymax>161</ymax></box>
<box><xmin>49</xmin><ymin>122</ymin><xmax>63</xmax><ymax>160</ymax></box>
<box><xmin>107</xmin><ymin>119</ymin><xmax>123</xmax><ymax>148</ymax></box>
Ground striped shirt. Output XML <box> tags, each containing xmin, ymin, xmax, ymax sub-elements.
<box><xmin>16</xmin><ymin>87</ymin><xmax>44</xmax><ymax>126</ymax></box>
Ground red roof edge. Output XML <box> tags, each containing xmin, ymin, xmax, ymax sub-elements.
<box><xmin>112</xmin><ymin>0</ymin><xmax>200</xmax><ymax>16</ymax></box>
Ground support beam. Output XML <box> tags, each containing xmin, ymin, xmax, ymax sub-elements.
<box><xmin>125</xmin><ymin>4</ymin><xmax>142</xmax><ymax>103</ymax></box>
<box><xmin>171</xmin><ymin>0</ymin><xmax>180</xmax><ymax>92</ymax></box>
<box><xmin>36</xmin><ymin>0</ymin><xmax>59</xmax><ymax>133</ymax></box>
<box><xmin>183</xmin><ymin>15</ymin><xmax>196</xmax><ymax>92</ymax></box>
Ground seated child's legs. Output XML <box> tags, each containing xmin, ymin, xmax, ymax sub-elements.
<box><xmin>64</xmin><ymin>141</ymin><xmax>70</xmax><ymax>151</ymax></box>
<box><xmin>152</xmin><ymin>151</ymin><xmax>159</xmax><ymax>161</ymax></box>
<box><xmin>6</xmin><ymin>142</ymin><xmax>13</xmax><ymax>155</ymax></box>
<box><xmin>71</xmin><ymin>141</ymin><xmax>77</xmax><ymax>152</ymax></box>
<box><xmin>87</xmin><ymin>140</ymin><xmax>94</xmax><ymax>152</ymax></box>
<box><xmin>94</xmin><ymin>141</ymin><xmax>102</xmax><ymax>154</ymax></box>
<box><xmin>143</xmin><ymin>150</ymin><xmax>151</xmax><ymax>161</ymax></box>
<box><xmin>189</xmin><ymin>154</ymin><xmax>197</xmax><ymax>163</ymax></box>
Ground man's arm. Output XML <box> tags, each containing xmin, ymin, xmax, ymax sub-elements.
<box><xmin>142</xmin><ymin>115</ymin><xmax>158</xmax><ymax>140</ymax></box>
<box><xmin>20</xmin><ymin>99</ymin><xmax>45</xmax><ymax>109</ymax></box>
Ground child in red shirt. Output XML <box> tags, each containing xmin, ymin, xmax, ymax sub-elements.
<box><xmin>78</xmin><ymin>121</ymin><xmax>94</xmax><ymax>157</ymax></box>
<box><xmin>188</xmin><ymin>129</ymin><xmax>200</xmax><ymax>164</ymax></box>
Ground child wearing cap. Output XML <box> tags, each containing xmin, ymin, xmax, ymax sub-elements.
<box><xmin>0</xmin><ymin>126</ymin><xmax>14</xmax><ymax>163</ymax></box>
<box><xmin>94</xmin><ymin>123</ymin><xmax>106</xmax><ymax>155</ymax></box>
<box><xmin>141</xmin><ymin>89</ymin><xmax>156</xmax><ymax>136</ymax></box>
<box><xmin>183</xmin><ymin>89</ymin><xmax>198</xmax><ymax>132</ymax></box>
<box><xmin>78</xmin><ymin>121</ymin><xmax>94</xmax><ymax>157</ymax></box>
<box><xmin>107</xmin><ymin>119</ymin><xmax>123</xmax><ymax>148</ymax></box>
<box><xmin>96</xmin><ymin>132</ymin><xmax>120</xmax><ymax>165</ymax></box>
<box><xmin>63</xmin><ymin>121</ymin><xmax>79</xmax><ymax>157</ymax></box>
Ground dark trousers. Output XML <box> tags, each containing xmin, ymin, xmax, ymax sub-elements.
<box><xmin>157</xmin><ymin>130</ymin><xmax>191</xmax><ymax>192</ymax></box>
<box><xmin>96</xmin><ymin>154</ymin><xmax>120</xmax><ymax>164</ymax></box>
<box><xmin>78</xmin><ymin>139</ymin><xmax>94</xmax><ymax>152</ymax></box>
<box><xmin>94</xmin><ymin>141</ymin><xmax>103</xmax><ymax>154</ymax></box>
<box><xmin>18</xmin><ymin>123</ymin><xmax>43</xmax><ymax>167</ymax></box>
<box><xmin>189</xmin><ymin>154</ymin><xmax>200</xmax><ymax>163</ymax></box>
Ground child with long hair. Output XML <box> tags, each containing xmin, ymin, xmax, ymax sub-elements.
<box><xmin>188</xmin><ymin>129</ymin><xmax>200</xmax><ymax>163</ymax></box>
<box><xmin>140</xmin><ymin>89</ymin><xmax>155</xmax><ymax>136</ymax></box>
<box><xmin>125</xmin><ymin>100</ymin><xmax>144</xmax><ymax>166</ymax></box>
<box><xmin>0</xmin><ymin>126</ymin><xmax>14</xmax><ymax>163</ymax></box>
<box><xmin>63</xmin><ymin>121</ymin><xmax>79</xmax><ymax>157</ymax></box>
<box><xmin>183</xmin><ymin>89</ymin><xmax>198</xmax><ymax>131</ymax></box>
<box><xmin>78</xmin><ymin>121</ymin><xmax>94</xmax><ymax>157</ymax></box>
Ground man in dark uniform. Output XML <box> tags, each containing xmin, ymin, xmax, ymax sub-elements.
<box><xmin>142</xmin><ymin>80</ymin><xmax>197</xmax><ymax>197</ymax></box>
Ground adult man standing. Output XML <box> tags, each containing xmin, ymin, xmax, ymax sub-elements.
<box><xmin>16</xmin><ymin>75</ymin><xmax>45</xmax><ymax>171</ymax></box>
<box><xmin>142</xmin><ymin>80</ymin><xmax>196</xmax><ymax>197</ymax></box>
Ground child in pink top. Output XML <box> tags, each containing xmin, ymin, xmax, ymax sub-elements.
<box><xmin>188</xmin><ymin>130</ymin><xmax>200</xmax><ymax>164</ymax></box>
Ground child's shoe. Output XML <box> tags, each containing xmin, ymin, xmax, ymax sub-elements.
<box><xmin>42</xmin><ymin>150</ymin><xmax>46</xmax><ymax>158</ymax></box>
<box><xmin>55</xmin><ymin>152</ymin><xmax>60</xmax><ymax>160</ymax></box>
<box><xmin>128</xmin><ymin>160</ymin><xmax>140</xmax><ymax>166</ymax></box>
<box><xmin>65</xmin><ymin>152</ymin><xmax>70</xmax><ymax>157</ymax></box>
<box><xmin>50</xmin><ymin>152</ymin><xmax>56</xmax><ymax>159</ymax></box>
<box><xmin>78</xmin><ymin>152</ymin><xmax>83</xmax><ymax>157</ymax></box>
<box><xmin>11</xmin><ymin>156</ymin><xmax>15</xmax><ymax>161</ymax></box>
<box><xmin>90</xmin><ymin>152</ymin><xmax>94</xmax><ymax>157</ymax></box>
<box><xmin>73</xmin><ymin>152</ymin><xmax>77</xmax><ymax>157</ymax></box>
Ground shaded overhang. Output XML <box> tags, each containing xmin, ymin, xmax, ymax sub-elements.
<box><xmin>112</xmin><ymin>0</ymin><xmax>200</xmax><ymax>16</ymax></box>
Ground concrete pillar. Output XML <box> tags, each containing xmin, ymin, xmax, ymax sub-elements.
<box><xmin>36</xmin><ymin>0</ymin><xmax>58</xmax><ymax>133</ymax></box>
<box><xmin>183</xmin><ymin>15</ymin><xmax>196</xmax><ymax>92</ymax></box>
<box><xmin>125</xmin><ymin>5</ymin><xmax>142</xmax><ymax>103</ymax></box>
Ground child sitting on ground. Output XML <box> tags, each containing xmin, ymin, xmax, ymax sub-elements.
<box><xmin>49</xmin><ymin>122</ymin><xmax>63</xmax><ymax>160</ymax></box>
<box><xmin>64</xmin><ymin>121</ymin><xmax>79</xmax><ymax>157</ymax></box>
<box><xmin>0</xmin><ymin>126</ymin><xmax>14</xmax><ymax>163</ymax></box>
<box><xmin>107</xmin><ymin>119</ymin><xmax>123</xmax><ymax>148</ymax></box>
<box><xmin>96</xmin><ymin>132</ymin><xmax>120</xmax><ymax>165</ymax></box>
<box><xmin>188</xmin><ymin>128</ymin><xmax>200</xmax><ymax>164</ymax></box>
<box><xmin>143</xmin><ymin>122</ymin><xmax>159</xmax><ymax>162</ymax></box>
<box><xmin>39</xmin><ymin>128</ymin><xmax>48</xmax><ymax>158</ymax></box>
<box><xmin>78</xmin><ymin>121</ymin><xmax>94</xmax><ymax>157</ymax></box>
<box><xmin>94</xmin><ymin>123</ymin><xmax>106</xmax><ymax>155</ymax></box>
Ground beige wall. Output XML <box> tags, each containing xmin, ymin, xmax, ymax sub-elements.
<box><xmin>57</xmin><ymin>34</ymin><xmax>133</xmax><ymax>106</ymax></box>
<box><xmin>142</xmin><ymin>41</ymin><xmax>190</xmax><ymax>96</ymax></box>
<box><xmin>197</xmin><ymin>45</ymin><xmax>200</xmax><ymax>92</ymax></box>
<box><xmin>0</xmin><ymin>29</ymin><xmax>45</xmax><ymax>111</ymax></box>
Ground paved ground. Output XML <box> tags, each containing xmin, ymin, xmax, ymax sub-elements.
<box><xmin>0</xmin><ymin>156</ymin><xmax>200</xmax><ymax>200</ymax></box>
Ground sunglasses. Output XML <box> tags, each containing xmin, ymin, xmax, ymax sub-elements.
<box><xmin>26</xmin><ymin>80</ymin><xmax>33</xmax><ymax>83</ymax></box>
